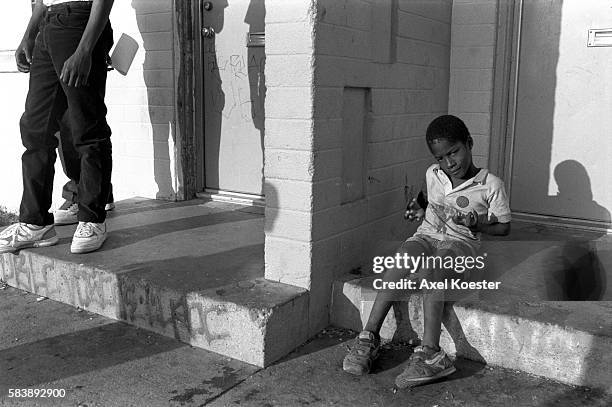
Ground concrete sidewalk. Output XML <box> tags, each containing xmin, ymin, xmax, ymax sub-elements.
<box><xmin>1</xmin><ymin>286</ymin><xmax>610</xmax><ymax>407</ymax></box>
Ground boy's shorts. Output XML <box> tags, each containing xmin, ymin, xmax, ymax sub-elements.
<box><xmin>404</xmin><ymin>234</ymin><xmax>477</xmax><ymax>257</ymax></box>
<box><xmin>397</xmin><ymin>234</ymin><xmax>478</xmax><ymax>300</ymax></box>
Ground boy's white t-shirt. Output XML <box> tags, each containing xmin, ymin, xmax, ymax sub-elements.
<box><xmin>415</xmin><ymin>164</ymin><xmax>512</xmax><ymax>248</ymax></box>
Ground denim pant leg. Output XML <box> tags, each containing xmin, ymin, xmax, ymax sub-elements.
<box><xmin>45</xmin><ymin>9</ymin><xmax>113</xmax><ymax>223</ymax></box>
<box><xmin>58</xmin><ymin>111</ymin><xmax>80</xmax><ymax>203</ymax></box>
<box><xmin>19</xmin><ymin>31</ymin><xmax>64</xmax><ymax>226</ymax></box>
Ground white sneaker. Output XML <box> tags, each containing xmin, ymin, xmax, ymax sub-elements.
<box><xmin>0</xmin><ymin>223</ymin><xmax>58</xmax><ymax>254</ymax></box>
<box><xmin>56</xmin><ymin>201</ymin><xmax>114</xmax><ymax>225</ymax></box>
<box><xmin>70</xmin><ymin>221</ymin><xmax>107</xmax><ymax>254</ymax></box>
<box><xmin>54</xmin><ymin>201</ymin><xmax>79</xmax><ymax>225</ymax></box>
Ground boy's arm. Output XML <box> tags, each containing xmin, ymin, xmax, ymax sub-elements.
<box><xmin>472</xmin><ymin>177</ymin><xmax>511</xmax><ymax>236</ymax></box>
<box><xmin>470</xmin><ymin>221</ymin><xmax>510</xmax><ymax>236</ymax></box>
<box><xmin>16</xmin><ymin>0</ymin><xmax>46</xmax><ymax>73</ymax></box>
<box><xmin>405</xmin><ymin>179</ymin><xmax>428</xmax><ymax>221</ymax></box>
<box><xmin>60</xmin><ymin>0</ymin><xmax>114</xmax><ymax>87</ymax></box>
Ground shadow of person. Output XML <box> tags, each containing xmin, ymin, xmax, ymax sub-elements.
<box><xmin>542</xmin><ymin>160</ymin><xmax>610</xmax><ymax>300</ymax></box>
<box><xmin>132</xmin><ymin>1</ymin><xmax>207</xmax><ymax>200</ymax></box>
<box><xmin>245</xmin><ymin>0</ymin><xmax>266</xmax><ymax>190</ymax></box>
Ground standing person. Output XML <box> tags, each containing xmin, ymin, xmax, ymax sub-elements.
<box><xmin>0</xmin><ymin>0</ymin><xmax>114</xmax><ymax>254</ymax></box>
<box><xmin>342</xmin><ymin>115</ymin><xmax>511</xmax><ymax>388</ymax></box>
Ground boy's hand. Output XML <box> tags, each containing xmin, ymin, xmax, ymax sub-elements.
<box><xmin>404</xmin><ymin>199</ymin><xmax>425</xmax><ymax>222</ymax></box>
<box><xmin>452</xmin><ymin>209</ymin><xmax>479</xmax><ymax>229</ymax></box>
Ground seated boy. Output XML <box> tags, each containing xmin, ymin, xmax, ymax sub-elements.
<box><xmin>342</xmin><ymin>115</ymin><xmax>511</xmax><ymax>388</ymax></box>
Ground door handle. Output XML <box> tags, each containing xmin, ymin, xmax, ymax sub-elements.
<box><xmin>202</xmin><ymin>27</ymin><xmax>216</xmax><ymax>38</ymax></box>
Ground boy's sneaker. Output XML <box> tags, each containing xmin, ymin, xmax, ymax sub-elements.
<box><xmin>342</xmin><ymin>330</ymin><xmax>381</xmax><ymax>375</ymax></box>
<box><xmin>54</xmin><ymin>201</ymin><xmax>79</xmax><ymax>225</ymax></box>
<box><xmin>395</xmin><ymin>345</ymin><xmax>456</xmax><ymax>389</ymax></box>
<box><xmin>70</xmin><ymin>221</ymin><xmax>107</xmax><ymax>254</ymax></box>
<box><xmin>0</xmin><ymin>223</ymin><xmax>59</xmax><ymax>254</ymax></box>
<box><xmin>104</xmin><ymin>202</ymin><xmax>115</xmax><ymax>211</ymax></box>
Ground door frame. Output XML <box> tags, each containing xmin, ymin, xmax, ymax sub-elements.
<box><xmin>174</xmin><ymin>0</ymin><xmax>200</xmax><ymax>199</ymax></box>
<box><xmin>490</xmin><ymin>0</ymin><xmax>611</xmax><ymax>233</ymax></box>
<box><xmin>193</xmin><ymin>0</ymin><xmax>205</xmax><ymax>193</ymax></box>
<box><xmin>489</xmin><ymin>0</ymin><xmax>522</xmax><ymax>194</ymax></box>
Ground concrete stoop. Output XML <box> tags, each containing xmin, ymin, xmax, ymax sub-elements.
<box><xmin>331</xmin><ymin>274</ymin><xmax>612</xmax><ymax>392</ymax></box>
<box><xmin>0</xmin><ymin>199</ymin><xmax>310</xmax><ymax>367</ymax></box>
<box><xmin>0</xmin><ymin>251</ymin><xmax>309</xmax><ymax>367</ymax></box>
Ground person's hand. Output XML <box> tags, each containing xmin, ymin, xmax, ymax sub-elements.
<box><xmin>60</xmin><ymin>49</ymin><xmax>92</xmax><ymax>87</ymax></box>
<box><xmin>15</xmin><ymin>38</ymin><xmax>35</xmax><ymax>73</ymax></box>
<box><xmin>404</xmin><ymin>198</ymin><xmax>425</xmax><ymax>222</ymax></box>
<box><xmin>452</xmin><ymin>209</ymin><xmax>479</xmax><ymax>229</ymax></box>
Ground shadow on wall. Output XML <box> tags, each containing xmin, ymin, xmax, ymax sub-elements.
<box><xmin>542</xmin><ymin>160</ymin><xmax>610</xmax><ymax>301</ymax></box>
<box><xmin>132</xmin><ymin>0</ymin><xmax>177</xmax><ymax>200</ymax></box>
<box><xmin>245</xmin><ymin>0</ymin><xmax>266</xmax><ymax>190</ymax></box>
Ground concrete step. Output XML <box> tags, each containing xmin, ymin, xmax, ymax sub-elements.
<box><xmin>331</xmin><ymin>276</ymin><xmax>612</xmax><ymax>392</ymax></box>
<box><xmin>331</xmin><ymin>224</ymin><xmax>612</xmax><ymax>392</ymax></box>
<box><xmin>0</xmin><ymin>199</ymin><xmax>309</xmax><ymax>367</ymax></box>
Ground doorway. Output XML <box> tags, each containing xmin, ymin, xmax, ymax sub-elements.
<box><xmin>198</xmin><ymin>0</ymin><xmax>266</xmax><ymax>199</ymax></box>
<box><xmin>503</xmin><ymin>0</ymin><xmax>612</xmax><ymax>231</ymax></box>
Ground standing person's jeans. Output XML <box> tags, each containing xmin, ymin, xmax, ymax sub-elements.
<box><xmin>57</xmin><ymin>112</ymin><xmax>114</xmax><ymax>205</ymax></box>
<box><xmin>19</xmin><ymin>2</ymin><xmax>113</xmax><ymax>226</ymax></box>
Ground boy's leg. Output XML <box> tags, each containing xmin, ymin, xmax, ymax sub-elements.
<box><xmin>343</xmin><ymin>240</ymin><xmax>429</xmax><ymax>375</ymax></box>
<box><xmin>396</xmin><ymin>244</ymin><xmax>473</xmax><ymax>388</ymax></box>
<box><xmin>364</xmin><ymin>240</ymin><xmax>429</xmax><ymax>334</ymax></box>
<box><xmin>421</xmin><ymin>249</ymin><xmax>455</xmax><ymax>350</ymax></box>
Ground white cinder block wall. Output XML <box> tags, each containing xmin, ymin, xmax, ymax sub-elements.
<box><xmin>264</xmin><ymin>0</ymin><xmax>453</xmax><ymax>335</ymax></box>
<box><xmin>0</xmin><ymin>3</ymin><xmax>44</xmax><ymax>213</ymax></box>
<box><xmin>264</xmin><ymin>0</ymin><xmax>318</xmax><ymax>292</ymax></box>
<box><xmin>106</xmin><ymin>0</ymin><xmax>177</xmax><ymax>201</ymax></box>
<box><xmin>448</xmin><ymin>0</ymin><xmax>498</xmax><ymax>168</ymax></box>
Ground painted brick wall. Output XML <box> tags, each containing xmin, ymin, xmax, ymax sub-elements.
<box><xmin>310</xmin><ymin>0</ymin><xmax>453</xmax><ymax>333</ymax></box>
<box><xmin>448</xmin><ymin>0</ymin><xmax>499</xmax><ymax>168</ymax></box>
<box><xmin>107</xmin><ymin>0</ymin><xmax>177</xmax><ymax>201</ymax></box>
<box><xmin>0</xmin><ymin>2</ymin><xmax>47</xmax><ymax>212</ymax></box>
<box><xmin>263</xmin><ymin>0</ymin><xmax>453</xmax><ymax>335</ymax></box>
<box><xmin>264</xmin><ymin>0</ymin><xmax>317</xmax><ymax>289</ymax></box>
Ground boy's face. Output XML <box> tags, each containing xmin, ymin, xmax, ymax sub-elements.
<box><xmin>428</xmin><ymin>137</ymin><xmax>474</xmax><ymax>179</ymax></box>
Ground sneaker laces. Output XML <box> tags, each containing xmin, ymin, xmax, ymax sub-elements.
<box><xmin>350</xmin><ymin>335</ymin><xmax>378</xmax><ymax>356</ymax></box>
<box><xmin>0</xmin><ymin>223</ymin><xmax>37</xmax><ymax>244</ymax></box>
<box><xmin>75</xmin><ymin>222</ymin><xmax>95</xmax><ymax>238</ymax></box>
<box><xmin>0</xmin><ymin>223</ymin><xmax>22</xmax><ymax>240</ymax></box>
<box><xmin>66</xmin><ymin>203</ymin><xmax>79</xmax><ymax>212</ymax></box>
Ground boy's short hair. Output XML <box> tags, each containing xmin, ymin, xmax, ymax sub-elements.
<box><xmin>426</xmin><ymin>115</ymin><xmax>470</xmax><ymax>145</ymax></box>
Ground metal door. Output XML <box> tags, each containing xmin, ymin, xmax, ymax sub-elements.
<box><xmin>510</xmin><ymin>0</ymin><xmax>612</xmax><ymax>227</ymax></box>
<box><xmin>202</xmin><ymin>0</ymin><xmax>265</xmax><ymax>196</ymax></box>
